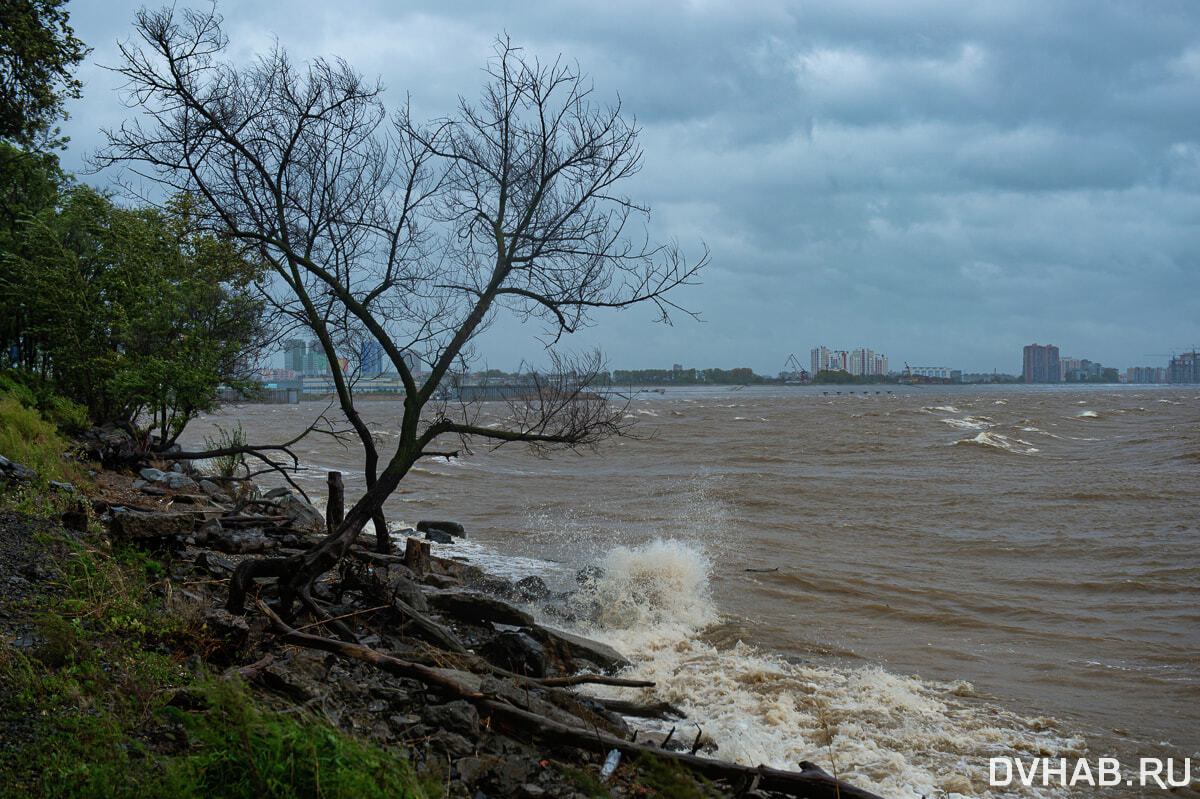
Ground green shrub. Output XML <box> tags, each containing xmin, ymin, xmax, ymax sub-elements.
<box><xmin>0</xmin><ymin>372</ymin><xmax>38</xmax><ymax>407</ymax></box>
<box><xmin>166</xmin><ymin>680</ymin><xmax>432</xmax><ymax>799</ymax></box>
<box><xmin>0</xmin><ymin>393</ymin><xmax>81</xmax><ymax>484</ymax></box>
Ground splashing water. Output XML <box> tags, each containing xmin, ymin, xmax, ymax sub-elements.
<box><xmin>561</xmin><ymin>538</ymin><xmax>1081</xmax><ymax>799</ymax></box>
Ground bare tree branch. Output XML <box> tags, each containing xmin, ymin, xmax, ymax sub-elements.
<box><xmin>102</xmin><ymin>15</ymin><xmax>706</xmax><ymax>616</ymax></box>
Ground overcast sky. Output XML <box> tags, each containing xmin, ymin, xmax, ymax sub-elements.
<box><xmin>58</xmin><ymin>1</ymin><xmax>1200</xmax><ymax>375</ymax></box>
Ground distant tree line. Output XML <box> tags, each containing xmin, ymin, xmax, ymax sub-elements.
<box><xmin>605</xmin><ymin>367</ymin><xmax>765</xmax><ymax>385</ymax></box>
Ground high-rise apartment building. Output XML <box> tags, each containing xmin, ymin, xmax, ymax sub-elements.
<box><xmin>810</xmin><ymin>346</ymin><xmax>831</xmax><ymax>376</ymax></box>
<box><xmin>359</xmin><ymin>340</ymin><xmax>384</xmax><ymax>376</ymax></box>
<box><xmin>1168</xmin><ymin>351</ymin><xmax>1199</xmax><ymax>383</ymax></box>
<box><xmin>1126</xmin><ymin>366</ymin><xmax>1167</xmax><ymax>384</ymax></box>
<box><xmin>1023</xmin><ymin>344</ymin><xmax>1060</xmax><ymax>383</ymax></box>
<box><xmin>811</xmin><ymin>345</ymin><xmax>888</xmax><ymax>376</ymax></box>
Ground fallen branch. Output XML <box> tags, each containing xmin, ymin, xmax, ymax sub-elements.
<box><xmin>535</xmin><ymin>674</ymin><xmax>656</xmax><ymax>689</ymax></box>
<box><xmin>260</xmin><ymin>603</ymin><xmax>884</xmax><ymax>799</ymax></box>
<box><xmin>589</xmin><ymin>697</ymin><xmax>684</xmax><ymax>720</ymax></box>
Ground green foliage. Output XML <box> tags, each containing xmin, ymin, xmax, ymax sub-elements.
<box><xmin>170</xmin><ymin>680</ymin><xmax>429</xmax><ymax>799</ymax></box>
<box><xmin>633</xmin><ymin>752</ymin><xmax>720</xmax><ymax>799</ymax></box>
<box><xmin>203</xmin><ymin>421</ymin><xmax>248</xmax><ymax>478</ymax></box>
<box><xmin>1</xmin><ymin>188</ymin><xmax>267</xmax><ymax>442</ymax></box>
<box><xmin>0</xmin><ymin>533</ymin><xmax>432</xmax><ymax>799</ymax></box>
<box><xmin>811</xmin><ymin>369</ymin><xmax>881</xmax><ymax>385</ymax></box>
<box><xmin>0</xmin><ymin>391</ymin><xmax>80</xmax><ymax>484</ymax></box>
<box><xmin>559</xmin><ymin>764</ymin><xmax>609</xmax><ymax>797</ymax></box>
<box><xmin>608</xmin><ymin>366</ymin><xmax>766</xmax><ymax>385</ymax></box>
<box><xmin>0</xmin><ymin>0</ymin><xmax>90</xmax><ymax>149</ymax></box>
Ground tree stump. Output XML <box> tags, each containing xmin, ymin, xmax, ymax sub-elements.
<box><xmin>403</xmin><ymin>536</ymin><xmax>431</xmax><ymax>575</ymax></box>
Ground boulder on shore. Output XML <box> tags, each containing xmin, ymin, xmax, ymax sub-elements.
<box><xmin>417</xmin><ymin>520</ymin><xmax>465</xmax><ymax>538</ymax></box>
<box><xmin>0</xmin><ymin>455</ymin><xmax>38</xmax><ymax>483</ymax></box>
<box><xmin>108</xmin><ymin>511</ymin><xmax>194</xmax><ymax>543</ymax></box>
<box><xmin>424</xmin><ymin>528</ymin><xmax>454</xmax><ymax>544</ymax></box>
<box><xmin>271</xmin><ymin>491</ymin><xmax>325</xmax><ymax>532</ymax></box>
<box><xmin>526</xmin><ymin>623</ymin><xmax>630</xmax><ymax>673</ymax></box>
<box><xmin>427</xmin><ymin>590</ymin><xmax>535</xmax><ymax>627</ymax></box>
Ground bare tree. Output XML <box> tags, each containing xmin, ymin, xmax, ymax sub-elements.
<box><xmin>101</xmin><ymin>6</ymin><xmax>706</xmax><ymax>620</ymax></box>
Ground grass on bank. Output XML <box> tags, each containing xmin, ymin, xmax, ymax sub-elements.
<box><xmin>0</xmin><ymin>390</ymin><xmax>434</xmax><ymax>798</ymax></box>
<box><xmin>0</xmin><ymin>381</ymin><xmax>91</xmax><ymax>517</ymax></box>
<box><xmin>0</xmin><ymin>534</ymin><xmax>436</xmax><ymax>799</ymax></box>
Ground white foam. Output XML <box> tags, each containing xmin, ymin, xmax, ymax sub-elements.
<box><xmin>954</xmin><ymin>432</ymin><xmax>1039</xmax><ymax>455</ymax></box>
<box><xmin>1076</xmin><ymin>410</ymin><xmax>1101</xmax><ymax>419</ymax></box>
<box><xmin>556</xmin><ymin>539</ymin><xmax>1079</xmax><ymax>798</ymax></box>
<box><xmin>941</xmin><ymin>417</ymin><xmax>989</xmax><ymax>431</ymax></box>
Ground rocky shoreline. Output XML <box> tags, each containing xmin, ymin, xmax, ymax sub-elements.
<box><xmin>1</xmin><ymin>433</ymin><xmax>883</xmax><ymax>798</ymax></box>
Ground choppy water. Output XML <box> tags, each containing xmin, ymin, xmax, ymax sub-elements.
<box><xmin>184</xmin><ymin>384</ymin><xmax>1200</xmax><ymax>797</ymax></box>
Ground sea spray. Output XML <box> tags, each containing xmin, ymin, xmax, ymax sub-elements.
<box><xmin>561</xmin><ymin>538</ymin><xmax>1082</xmax><ymax>798</ymax></box>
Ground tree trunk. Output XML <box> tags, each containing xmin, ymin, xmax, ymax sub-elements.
<box><xmin>326</xmin><ymin>471</ymin><xmax>344</xmax><ymax>533</ymax></box>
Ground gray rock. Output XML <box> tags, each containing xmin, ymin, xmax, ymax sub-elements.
<box><xmin>479</xmin><ymin>630</ymin><xmax>547</xmax><ymax>677</ymax></box>
<box><xmin>423</xmin><ymin>700</ymin><xmax>479</xmax><ymax>737</ymax></box>
<box><xmin>263</xmin><ymin>486</ymin><xmax>291</xmax><ymax>500</ymax></box>
<box><xmin>162</xmin><ymin>472</ymin><xmax>199</xmax><ymax>491</ymax></box>
<box><xmin>132</xmin><ymin>479</ymin><xmax>148</xmax><ymax>490</ymax></box>
<box><xmin>417</xmin><ymin>520</ymin><xmax>465</xmax><ymax>537</ymax></box>
<box><xmin>109</xmin><ymin>511</ymin><xmax>194</xmax><ymax>542</ymax></box>
<box><xmin>422</xmin><ymin>573</ymin><xmax>459</xmax><ymax>589</ymax></box>
<box><xmin>210</xmin><ymin>529</ymin><xmax>272</xmax><ymax>554</ymax></box>
<box><xmin>198</xmin><ymin>479</ymin><xmax>223</xmax><ymax>497</ymax></box>
<box><xmin>514</xmin><ymin>575</ymin><xmax>550</xmax><ymax>602</ymax></box>
<box><xmin>427</xmin><ymin>590</ymin><xmax>535</xmax><ymax>627</ymax></box>
<box><xmin>388</xmin><ymin>571</ymin><xmax>429</xmax><ymax>612</ymax></box>
<box><xmin>0</xmin><ymin>454</ymin><xmax>38</xmax><ymax>483</ymax></box>
<box><xmin>139</xmin><ymin>485</ymin><xmax>168</xmax><ymax>496</ymax></box>
<box><xmin>424</xmin><ymin>528</ymin><xmax>454</xmax><ymax>544</ymax></box>
<box><xmin>274</xmin><ymin>491</ymin><xmax>325</xmax><ymax>532</ymax></box>
<box><xmin>139</xmin><ymin>467</ymin><xmax>166</xmax><ymax>482</ymax></box>
<box><xmin>527</xmin><ymin>624</ymin><xmax>630</xmax><ymax>673</ymax></box>
<box><xmin>202</xmin><ymin>608</ymin><xmax>249</xmax><ymax>647</ymax></box>
<box><xmin>388</xmin><ymin>714</ymin><xmax>419</xmax><ymax>731</ymax></box>
<box><xmin>196</xmin><ymin>517</ymin><xmax>222</xmax><ymax>544</ymax></box>
<box><xmin>47</xmin><ymin>481</ymin><xmax>78</xmax><ymax>494</ymax></box>
<box><xmin>427</xmin><ymin>730</ymin><xmax>474</xmax><ymax>759</ymax></box>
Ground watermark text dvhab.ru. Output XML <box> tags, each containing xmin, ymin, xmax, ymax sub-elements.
<box><xmin>990</xmin><ymin>758</ymin><xmax>1192</xmax><ymax>789</ymax></box>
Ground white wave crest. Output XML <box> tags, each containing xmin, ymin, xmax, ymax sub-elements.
<box><xmin>954</xmin><ymin>432</ymin><xmax>1039</xmax><ymax>455</ymax></box>
<box><xmin>570</xmin><ymin>539</ymin><xmax>1079</xmax><ymax>798</ymax></box>
<box><xmin>941</xmin><ymin>417</ymin><xmax>989</xmax><ymax>431</ymax></box>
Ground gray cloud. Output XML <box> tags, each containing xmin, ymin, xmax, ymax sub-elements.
<box><xmin>57</xmin><ymin>0</ymin><xmax>1200</xmax><ymax>374</ymax></box>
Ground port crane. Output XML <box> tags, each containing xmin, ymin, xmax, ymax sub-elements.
<box><xmin>781</xmin><ymin>354</ymin><xmax>809</xmax><ymax>384</ymax></box>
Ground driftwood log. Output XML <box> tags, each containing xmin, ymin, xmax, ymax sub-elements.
<box><xmin>261</xmin><ymin>603</ymin><xmax>885</xmax><ymax>799</ymax></box>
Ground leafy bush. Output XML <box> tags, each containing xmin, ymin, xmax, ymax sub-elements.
<box><xmin>0</xmin><ymin>393</ymin><xmax>80</xmax><ymax>484</ymax></box>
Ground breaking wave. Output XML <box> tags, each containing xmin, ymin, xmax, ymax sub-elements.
<box><xmin>564</xmin><ymin>539</ymin><xmax>1081</xmax><ymax>798</ymax></box>
<box><xmin>953</xmin><ymin>432</ymin><xmax>1040</xmax><ymax>455</ymax></box>
<box><xmin>941</xmin><ymin>416</ymin><xmax>991</xmax><ymax>431</ymax></box>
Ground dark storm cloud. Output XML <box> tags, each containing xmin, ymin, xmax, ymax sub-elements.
<box><xmin>58</xmin><ymin>1</ymin><xmax>1200</xmax><ymax>374</ymax></box>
